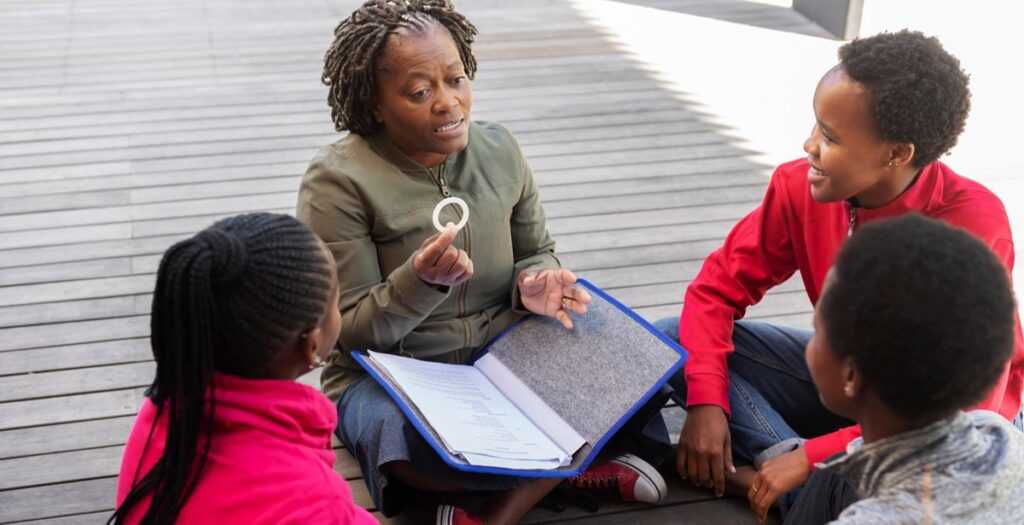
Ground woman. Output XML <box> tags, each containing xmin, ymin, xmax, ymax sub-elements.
<box><xmin>297</xmin><ymin>1</ymin><xmax>666</xmax><ymax>524</ymax></box>
<box><xmin>110</xmin><ymin>213</ymin><xmax>376</xmax><ymax>525</ymax></box>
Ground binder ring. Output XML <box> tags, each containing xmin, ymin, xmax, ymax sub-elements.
<box><xmin>432</xmin><ymin>196</ymin><xmax>469</xmax><ymax>232</ymax></box>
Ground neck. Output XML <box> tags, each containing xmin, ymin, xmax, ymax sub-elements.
<box><xmin>391</xmin><ymin>137</ymin><xmax>446</xmax><ymax>168</ymax></box>
<box><xmin>855</xmin><ymin>166</ymin><xmax>921</xmax><ymax>209</ymax></box>
<box><xmin>858</xmin><ymin>397</ymin><xmax>951</xmax><ymax>444</ymax></box>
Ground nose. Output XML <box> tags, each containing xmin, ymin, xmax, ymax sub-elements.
<box><xmin>433</xmin><ymin>85</ymin><xmax>459</xmax><ymax>114</ymax></box>
<box><xmin>803</xmin><ymin>124</ymin><xmax>820</xmax><ymax>158</ymax></box>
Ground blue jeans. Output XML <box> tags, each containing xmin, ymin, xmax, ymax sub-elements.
<box><xmin>655</xmin><ymin>317</ymin><xmax>853</xmax><ymax>464</ymax></box>
<box><xmin>655</xmin><ymin>317</ymin><xmax>853</xmax><ymax>511</ymax></box>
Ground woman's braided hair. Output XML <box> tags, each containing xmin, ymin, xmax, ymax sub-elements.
<box><xmin>321</xmin><ymin>0</ymin><xmax>478</xmax><ymax>135</ymax></box>
<box><xmin>109</xmin><ymin>213</ymin><xmax>333</xmax><ymax>525</ymax></box>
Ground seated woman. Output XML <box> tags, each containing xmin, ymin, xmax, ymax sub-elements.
<box><xmin>109</xmin><ymin>213</ymin><xmax>376</xmax><ymax>524</ymax></box>
<box><xmin>776</xmin><ymin>214</ymin><xmax>1024</xmax><ymax>524</ymax></box>
<box><xmin>297</xmin><ymin>1</ymin><xmax>668</xmax><ymax>523</ymax></box>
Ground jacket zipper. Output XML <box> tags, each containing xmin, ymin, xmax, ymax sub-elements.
<box><xmin>847</xmin><ymin>203</ymin><xmax>858</xmax><ymax>237</ymax></box>
<box><xmin>431</xmin><ymin>164</ymin><xmax>471</xmax><ymax>351</ymax></box>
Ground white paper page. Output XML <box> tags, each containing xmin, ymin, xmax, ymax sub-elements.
<box><xmin>459</xmin><ymin>452</ymin><xmax>565</xmax><ymax>470</ymax></box>
<box><xmin>368</xmin><ymin>351</ymin><xmax>569</xmax><ymax>466</ymax></box>
<box><xmin>475</xmin><ymin>353</ymin><xmax>586</xmax><ymax>456</ymax></box>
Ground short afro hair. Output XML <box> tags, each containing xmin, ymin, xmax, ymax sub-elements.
<box><xmin>321</xmin><ymin>0</ymin><xmax>478</xmax><ymax>136</ymax></box>
<box><xmin>839</xmin><ymin>30</ymin><xmax>971</xmax><ymax>168</ymax></box>
<box><xmin>819</xmin><ymin>214</ymin><xmax>1015</xmax><ymax>421</ymax></box>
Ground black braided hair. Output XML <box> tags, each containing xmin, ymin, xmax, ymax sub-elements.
<box><xmin>108</xmin><ymin>213</ymin><xmax>333</xmax><ymax>525</ymax></box>
<box><xmin>321</xmin><ymin>0</ymin><xmax>478</xmax><ymax>135</ymax></box>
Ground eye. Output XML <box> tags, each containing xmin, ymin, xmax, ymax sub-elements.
<box><xmin>451</xmin><ymin>75</ymin><xmax>467</xmax><ymax>85</ymax></box>
<box><xmin>410</xmin><ymin>88</ymin><xmax>430</xmax><ymax>101</ymax></box>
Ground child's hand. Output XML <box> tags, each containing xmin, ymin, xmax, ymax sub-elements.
<box><xmin>413</xmin><ymin>223</ymin><xmax>474</xmax><ymax>287</ymax></box>
<box><xmin>747</xmin><ymin>448</ymin><xmax>810</xmax><ymax>524</ymax></box>
<box><xmin>517</xmin><ymin>269</ymin><xmax>592</xmax><ymax>329</ymax></box>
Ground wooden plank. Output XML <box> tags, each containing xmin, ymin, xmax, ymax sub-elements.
<box><xmin>0</xmin><ymin>445</ymin><xmax>124</xmax><ymax>491</ymax></box>
<box><xmin>0</xmin><ymin>235</ymin><xmax>186</xmax><ymax>270</ymax></box>
<box><xmin>0</xmin><ymin>387</ymin><xmax>145</xmax><ymax>430</ymax></box>
<box><xmin>0</xmin><ymin>416</ymin><xmax>135</xmax><ymax>459</ymax></box>
<box><xmin>0</xmin><ymin>257</ymin><xmax>131</xmax><ymax>287</ymax></box>
<box><xmin>0</xmin><ymin>316</ymin><xmax>150</xmax><ymax>352</ymax></box>
<box><xmin>532</xmin><ymin>496</ymin><xmax>768</xmax><ymax>524</ymax></box>
<box><xmin>0</xmin><ymin>275</ymin><xmax>153</xmax><ymax>307</ymax></box>
<box><xmin>0</xmin><ymin>338</ymin><xmax>149</xmax><ymax>376</ymax></box>
<box><xmin>0</xmin><ymin>96</ymin><xmax>694</xmax><ymax>147</ymax></box>
<box><xmin>0</xmin><ymin>362</ymin><xmax>154</xmax><ymax>403</ymax></box>
<box><xmin>560</xmin><ymin>239</ymin><xmax>725</xmax><ymax>272</ymax></box>
<box><xmin>334</xmin><ymin>446</ymin><xmax>363</xmax><ymax>481</ymax></box>
<box><xmin>0</xmin><ymin>118</ymin><xmax>714</xmax><ymax>173</ymax></box>
<box><xmin>0</xmin><ymin>478</ymin><xmax>116</xmax><ymax>523</ymax></box>
<box><xmin>10</xmin><ymin>511</ymin><xmax>116</xmax><ymax>525</ymax></box>
<box><xmin>0</xmin><ymin>295</ymin><xmax>140</xmax><ymax>329</ymax></box>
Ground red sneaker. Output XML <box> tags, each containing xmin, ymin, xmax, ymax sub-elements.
<box><xmin>435</xmin><ymin>504</ymin><xmax>482</xmax><ymax>525</ymax></box>
<box><xmin>567</xmin><ymin>453</ymin><xmax>667</xmax><ymax>504</ymax></box>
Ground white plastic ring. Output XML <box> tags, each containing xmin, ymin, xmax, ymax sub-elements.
<box><xmin>432</xmin><ymin>196</ymin><xmax>469</xmax><ymax>232</ymax></box>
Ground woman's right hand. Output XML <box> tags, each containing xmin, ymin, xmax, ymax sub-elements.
<box><xmin>413</xmin><ymin>223</ymin><xmax>474</xmax><ymax>287</ymax></box>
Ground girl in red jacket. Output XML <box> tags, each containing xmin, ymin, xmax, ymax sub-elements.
<box><xmin>656</xmin><ymin>30</ymin><xmax>1024</xmax><ymax>523</ymax></box>
<box><xmin>109</xmin><ymin>213</ymin><xmax>377</xmax><ymax>525</ymax></box>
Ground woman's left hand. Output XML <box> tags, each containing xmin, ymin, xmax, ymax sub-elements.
<box><xmin>517</xmin><ymin>269</ymin><xmax>592</xmax><ymax>329</ymax></box>
<box><xmin>748</xmin><ymin>448</ymin><xmax>810</xmax><ymax>525</ymax></box>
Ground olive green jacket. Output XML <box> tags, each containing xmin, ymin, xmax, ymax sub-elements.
<box><xmin>297</xmin><ymin>121</ymin><xmax>559</xmax><ymax>400</ymax></box>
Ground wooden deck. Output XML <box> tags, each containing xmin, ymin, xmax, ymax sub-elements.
<box><xmin>0</xmin><ymin>0</ymin><xmax>816</xmax><ymax>523</ymax></box>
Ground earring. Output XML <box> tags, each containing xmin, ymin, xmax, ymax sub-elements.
<box><xmin>844</xmin><ymin>384</ymin><xmax>855</xmax><ymax>396</ymax></box>
<box><xmin>309</xmin><ymin>355</ymin><xmax>325</xmax><ymax>371</ymax></box>
<box><xmin>888</xmin><ymin>160</ymin><xmax>897</xmax><ymax>167</ymax></box>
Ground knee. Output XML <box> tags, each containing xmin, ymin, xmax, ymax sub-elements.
<box><xmin>652</xmin><ymin>316</ymin><xmax>681</xmax><ymax>342</ymax></box>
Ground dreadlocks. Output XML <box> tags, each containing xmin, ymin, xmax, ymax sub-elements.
<box><xmin>321</xmin><ymin>0</ymin><xmax>478</xmax><ymax>135</ymax></box>
<box><xmin>108</xmin><ymin>213</ymin><xmax>332</xmax><ymax>525</ymax></box>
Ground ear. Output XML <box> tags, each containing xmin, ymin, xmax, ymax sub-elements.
<box><xmin>298</xmin><ymin>327</ymin><xmax>323</xmax><ymax>369</ymax></box>
<box><xmin>841</xmin><ymin>357</ymin><xmax>862</xmax><ymax>400</ymax></box>
<box><xmin>887</xmin><ymin>142</ymin><xmax>915</xmax><ymax>169</ymax></box>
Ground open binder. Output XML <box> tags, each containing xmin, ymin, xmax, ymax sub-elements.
<box><xmin>351</xmin><ymin>278</ymin><xmax>686</xmax><ymax>478</ymax></box>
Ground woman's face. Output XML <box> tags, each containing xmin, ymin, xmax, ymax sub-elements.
<box><xmin>803</xmin><ymin>66</ymin><xmax>899</xmax><ymax>208</ymax></box>
<box><xmin>373</xmin><ymin>23</ymin><xmax>472</xmax><ymax>168</ymax></box>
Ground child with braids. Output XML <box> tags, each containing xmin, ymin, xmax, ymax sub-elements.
<box><xmin>298</xmin><ymin>1</ymin><xmax>670</xmax><ymax>523</ymax></box>
<box><xmin>109</xmin><ymin>213</ymin><xmax>377</xmax><ymax>525</ymax></box>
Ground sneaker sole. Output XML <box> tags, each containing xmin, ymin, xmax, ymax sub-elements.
<box><xmin>612</xmin><ymin>453</ymin><xmax>668</xmax><ymax>504</ymax></box>
<box><xmin>436</xmin><ymin>505</ymin><xmax>453</xmax><ymax>525</ymax></box>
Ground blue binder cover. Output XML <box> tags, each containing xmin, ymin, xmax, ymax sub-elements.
<box><xmin>351</xmin><ymin>278</ymin><xmax>686</xmax><ymax>478</ymax></box>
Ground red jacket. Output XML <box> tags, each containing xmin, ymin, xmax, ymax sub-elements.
<box><xmin>680</xmin><ymin>158</ymin><xmax>1024</xmax><ymax>465</ymax></box>
<box><xmin>116</xmin><ymin>373</ymin><xmax>378</xmax><ymax>525</ymax></box>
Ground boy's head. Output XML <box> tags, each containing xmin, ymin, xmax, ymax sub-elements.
<box><xmin>804</xmin><ymin>30</ymin><xmax>971</xmax><ymax>206</ymax></box>
<box><xmin>807</xmin><ymin>214</ymin><xmax>1015</xmax><ymax>425</ymax></box>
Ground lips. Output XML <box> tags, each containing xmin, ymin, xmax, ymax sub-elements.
<box><xmin>808</xmin><ymin>164</ymin><xmax>826</xmax><ymax>184</ymax></box>
<box><xmin>434</xmin><ymin>117</ymin><xmax>465</xmax><ymax>133</ymax></box>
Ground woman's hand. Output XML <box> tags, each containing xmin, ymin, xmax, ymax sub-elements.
<box><xmin>413</xmin><ymin>224</ymin><xmax>474</xmax><ymax>287</ymax></box>
<box><xmin>747</xmin><ymin>448</ymin><xmax>810</xmax><ymax>524</ymax></box>
<box><xmin>517</xmin><ymin>269</ymin><xmax>592</xmax><ymax>329</ymax></box>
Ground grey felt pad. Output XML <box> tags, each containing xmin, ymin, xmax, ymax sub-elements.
<box><xmin>485</xmin><ymin>282</ymin><xmax>683</xmax><ymax>446</ymax></box>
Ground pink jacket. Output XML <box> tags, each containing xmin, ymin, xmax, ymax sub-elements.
<box><xmin>115</xmin><ymin>373</ymin><xmax>377</xmax><ymax>524</ymax></box>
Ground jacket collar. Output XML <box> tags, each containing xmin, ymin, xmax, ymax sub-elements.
<box><xmin>822</xmin><ymin>411</ymin><xmax>972</xmax><ymax>497</ymax></box>
<box><xmin>365</xmin><ymin>132</ymin><xmax>460</xmax><ymax>177</ymax></box>
<box><xmin>856</xmin><ymin>161</ymin><xmax>945</xmax><ymax>223</ymax></box>
<box><xmin>207</xmin><ymin>372</ymin><xmax>337</xmax><ymax>450</ymax></box>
